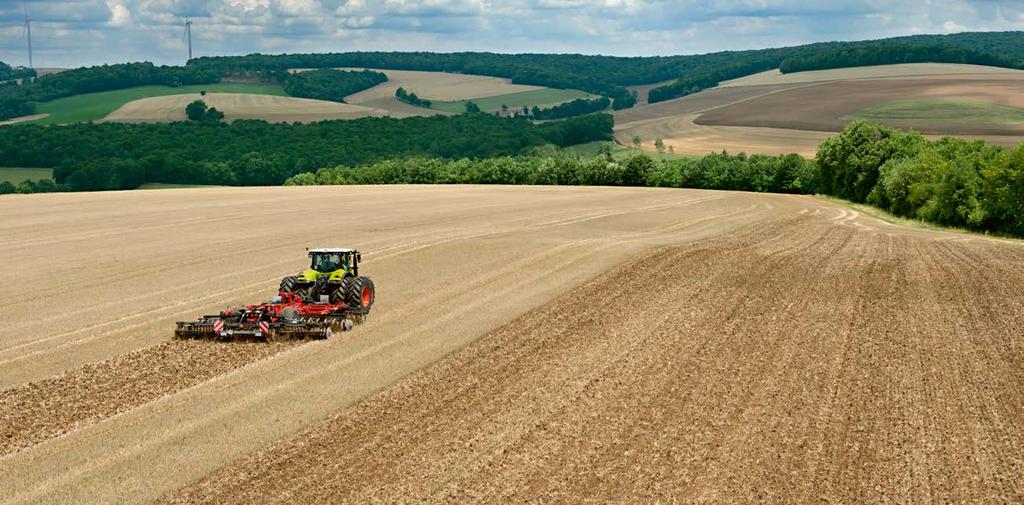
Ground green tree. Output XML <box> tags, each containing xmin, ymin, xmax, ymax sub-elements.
<box><xmin>206</xmin><ymin>107</ymin><xmax>225</xmax><ymax>122</ymax></box>
<box><xmin>631</xmin><ymin>135</ymin><xmax>642</xmax><ymax>149</ymax></box>
<box><xmin>465</xmin><ymin>101</ymin><xmax>481</xmax><ymax>113</ymax></box>
<box><xmin>0</xmin><ymin>181</ymin><xmax>15</xmax><ymax>194</ymax></box>
<box><xmin>654</xmin><ymin>138</ymin><xmax>666</xmax><ymax>154</ymax></box>
<box><xmin>186</xmin><ymin>100</ymin><xmax>209</xmax><ymax>121</ymax></box>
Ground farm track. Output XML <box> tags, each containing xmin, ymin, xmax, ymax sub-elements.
<box><xmin>165</xmin><ymin>213</ymin><xmax>1024</xmax><ymax>504</ymax></box>
<box><xmin>2</xmin><ymin>186</ymin><xmax>1021</xmax><ymax>503</ymax></box>
<box><xmin>0</xmin><ymin>341</ymin><xmax>297</xmax><ymax>456</ymax></box>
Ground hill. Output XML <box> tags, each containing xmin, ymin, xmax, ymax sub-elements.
<box><xmin>615</xmin><ymin>63</ymin><xmax>1024</xmax><ymax>156</ymax></box>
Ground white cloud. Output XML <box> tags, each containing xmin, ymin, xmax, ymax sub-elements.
<box><xmin>106</xmin><ymin>1</ymin><xmax>133</xmax><ymax>27</ymax></box>
<box><xmin>0</xmin><ymin>0</ymin><xmax>1022</xmax><ymax>67</ymax></box>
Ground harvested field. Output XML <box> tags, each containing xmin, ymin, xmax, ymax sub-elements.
<box><xmin>614</xmin><ymin>84</ymin><xmax>831</xmax><ymax>156</ymax></box>
<box><xmin>168</xmin><ymin>207</ymin><xmax>1024</xmax><ymax>504</ymax></box>
<box><xmin>697</xmin><ymin>76</ymin><xmax>1024</xmax><ymax>137</ymax></box>
<box><xmin>340</xmin><ymin>68</ymin><xmax>545</xmax><ymax>116</ymax></box>
<box><xmin>2</xmin><ymin>186</ymin><xmax>1023</xmax><ymax>503</ymax></box>
<box><xmin>719</xmin><ymin>62</ymin><xmax>1024</xmax><ymax>87</ymax></box>
<box><xmin>103</xmin><ymin>93</ymin><xmax>391</xmax><ymax>123</ymax></box>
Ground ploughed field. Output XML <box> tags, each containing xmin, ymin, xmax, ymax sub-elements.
<box><xmin>616</xmin><ymin>63</ymin><xmax>1024</xmax><ymax>156</ymax></box>
<box><xmin>1</xmin><ymin>186</ymin><xmax>1022</xmax><ymax>503</ymax></box>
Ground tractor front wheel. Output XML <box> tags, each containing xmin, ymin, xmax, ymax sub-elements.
<box><xmin>279</xmin><ymin>275</ymin><xmax>299</xmax><ymax>293</ymax></box>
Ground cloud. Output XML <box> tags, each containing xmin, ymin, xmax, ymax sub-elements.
<box><xmin>0</xmin><ymin>0</ymin><xmax>1022</xmax><ymax>67</ymax></box>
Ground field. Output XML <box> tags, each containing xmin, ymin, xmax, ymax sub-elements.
<box><xmin>20</xmin><ymin>83</ymin><xmax>286</xmax><ymax>125</ymax></box>
<box><xmin>851</xmin><ymin>99</ymin><xmax>1024</xmax><ymax>125</ymax></box>
<box><xmin>0</xmin><ymin>167</ymin><xmax>53</xmax><ymax>184</ymax></box>
<box><xmin>1</xmin><ymin>186</ymin><xmax>1023</xmax><ymax>503</ymax></box>
<box><xmin>718</xmin><ymin>62</ymin><xmax>1024</xmax><ymax>87</ymax></box>
<box><xmin>617</xmin><ymin>64</ymin><xmax>1024</xmax><ymax>156</ymax></box>
<box><xmin>340</xmin><ymin>68</ymin><xmax>561</xmax><ymax>116</ymax></box>
<box><xmin>103</xmin><ymin>93</ymin><xmax>391</xmax><ymax>123</ymax></box>
<box><xmin>428</xmin><ymin>88</ymin><xmax>592</xmax><ymax>113</ymax></box>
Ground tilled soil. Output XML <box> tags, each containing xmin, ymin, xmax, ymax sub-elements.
<box><xmin>164</xmin><ymin>215</ymin><xmax>1024</xmax><ymax>503</ymax></box>
<box><xmin>696</xmin><ymin>77</ymin><xmax>1024</xmax><ymax>136</ymax></box>
<box><xmin>0</xmin><ymin>340</ymin><xmax>295</xmax><ymax>456</ymax></box>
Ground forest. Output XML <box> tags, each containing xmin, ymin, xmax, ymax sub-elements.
<box><xmin>0</xmin><ymin>62</ymin><xmax>35</xmax><ymax>81</ymax></box>
<box><xmin>531</xmin><ymin>97</ymin><xmax>610</xmax><ymax>120</ymax></box>
<box><xmin>0</xmin><ymin>113</ymin><xmax>612</xmax><ymax>191</ymax></box>
<box><xmin>278</xmin><ymin>69</ymin><xmax>387</xmax><ymax>103</ymax></box>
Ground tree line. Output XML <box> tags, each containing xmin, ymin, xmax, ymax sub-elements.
<box><xmin>278</xmin><ymin>69</ymin><xmax>387</xmax><ymax>103</ymax></box>
<box><xmin>779</xmin><ymin>43</ymin><xmax>1022</xmax><ymax>74</ymax></box>
<box><xmin>531</xmin><ymin>97</ymin><xmax>610</xmax><ymax>120</ymax></box>
<box><xmin>0</xmin><ymin>113</ymin><xmax>613</xmax><ymax>191</ymax></box>
<box><xmin>284</xmin><ymin>150</ymin><xmax>816</xmax><ymax>194</ymax></box>
<box><xmin>284</xmin><ymin>121</ymin><xmax>1024</xmax><ymax>238</ymax></box>
<box><xmin>0</xmin><ymin>62</ymin><xmax>36</xmax><ymax>81</ymax></box>
<box><xmin>818</xmin><ymin>121</ymin><xmax>1024</xmax><ymax>236</ymax></box>
<box><xmin>395</xmin><ymin>87</ymin><xmax>432</xmax><ymax>108</ymax></box>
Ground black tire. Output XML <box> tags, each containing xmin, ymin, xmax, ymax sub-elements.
<box><xmin>330</xmin><ymin>277</ymin><xmax>353</xmax><ymax>304</ymax></box>
<box><xmin>279</xmin><ymin>275</ymin><xmax>298</xmax><ymax>293</ymax></box>
<box><xmin>345</xmin><ymin>276</ymin><xmax>375</xmax><ymax>309</ymax></box>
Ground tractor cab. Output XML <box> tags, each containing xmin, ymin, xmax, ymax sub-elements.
<box><xmin>306</xmin><ymin>248</ymin><xmax>361</xmax><ymax>279</ymax></box>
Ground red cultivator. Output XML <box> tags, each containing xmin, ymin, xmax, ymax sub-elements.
<box><xmin>175</xmin><ymin>291</ymin><xmax>371</xmax><ymax>341</ymax></box>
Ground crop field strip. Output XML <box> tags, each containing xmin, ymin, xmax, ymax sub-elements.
<box><xmin>163</xmin><ymin>212</ymin><xmax>1024</xmax><ymax>504</ymax></box>
<box><xmin>102</xmin><ymin>93</ymin><xmax>392</xmax><ymax>123</ymax></box>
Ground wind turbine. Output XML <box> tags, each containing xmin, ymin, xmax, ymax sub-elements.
<box><xmin>184</xmin><ymin>15</ymin><xmax>193</xmax><ymax>61</ymax></box>
<box><xmin>24</xmin><ymin>7</ymin><xmax>34</xmax><ymax>69</ymax></box>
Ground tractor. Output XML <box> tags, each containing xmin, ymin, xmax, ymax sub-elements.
<box><xmin>279</xmin><ymin>248</ymin><xmax>375</xmax><ymax>309</ymax></box>
<box><xmin>174</xmin><ymin>248</ymin><xmax>375</xmax><ymax>341</ymax></box>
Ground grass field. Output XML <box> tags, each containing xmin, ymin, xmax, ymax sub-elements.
<box><xmin>0</xmin><ymin>167</ymin><xmax>53</xmax><ymax>184</ymax></box>
<box><xmin>26</xmin><ymin>83</ymin><xmax>286</xmax><ymax>125</ymax></box>
<box><xmin>428</xmin><ymin>88</ymin><xmax>592</xmax><ymax>113</ymax></box>
<box><xmin>851</xmin><ymin>99</ymin><xmax>1024</xmax><ymax>124</ymax></box>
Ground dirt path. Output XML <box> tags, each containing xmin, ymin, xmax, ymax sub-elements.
<box><xmin>164</xmin><ymin>214</ymin><xmax>1024</xmax><ymax>504</ymax></box>
<box><xmin>0</xmin><ymin>341</ymin><xmax>296</xmax><ymax>456</ymax></box>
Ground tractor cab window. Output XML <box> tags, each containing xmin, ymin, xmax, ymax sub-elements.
<box><xmin>312</xmin><ymin>253</ymin><xmax>342</xmax><ymax>272</ymax></box>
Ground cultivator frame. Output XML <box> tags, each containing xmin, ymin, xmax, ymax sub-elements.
<box><xmin>175</xmin><ymin>292</ymin><xmax>369</xmax><ymax>341</ymax></box>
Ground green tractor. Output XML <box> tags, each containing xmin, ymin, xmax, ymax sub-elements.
<box><xmin>279</xmin><ymin>248</ymin><xmax>375</xmax><ymax>310</ymax></box>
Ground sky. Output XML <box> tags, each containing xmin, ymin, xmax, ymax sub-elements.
<box><xmin>1</xmin><ymin>0</ymin><xmax>1023</xmax><ymax>68</ymax></box>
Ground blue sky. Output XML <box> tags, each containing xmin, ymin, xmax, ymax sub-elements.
<box><xmin>1</xmin><ymin>1</ymin><xmax>1023</xmax><ymax>68</ymax></box>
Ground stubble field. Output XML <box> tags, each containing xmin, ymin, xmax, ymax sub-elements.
<box><xmin>1</xmin><ymin>185</ymin><xmax>1022</xmax><ymax>503</ymax></box>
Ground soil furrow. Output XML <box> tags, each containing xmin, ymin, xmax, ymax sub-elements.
<box><xmin>0</xmin><ymin>341</ymin><xmax>297</xmax><ymax>456</ymax></box>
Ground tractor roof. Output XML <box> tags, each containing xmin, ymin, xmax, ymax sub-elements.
<box><xmin>308</xmin><ymin>248</ymin><xmax>355</xmax><ymax>254</ymax></box>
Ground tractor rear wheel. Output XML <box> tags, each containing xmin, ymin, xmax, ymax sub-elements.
<box><xmin>345</xmin><ymin>276</ymin><xmax>375</xmax><ymax>309</ymax></box>
<box><xmin>279</xmin><ymin>275</ymin><xmax>298</xmax><ymax>293</ymax></box>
